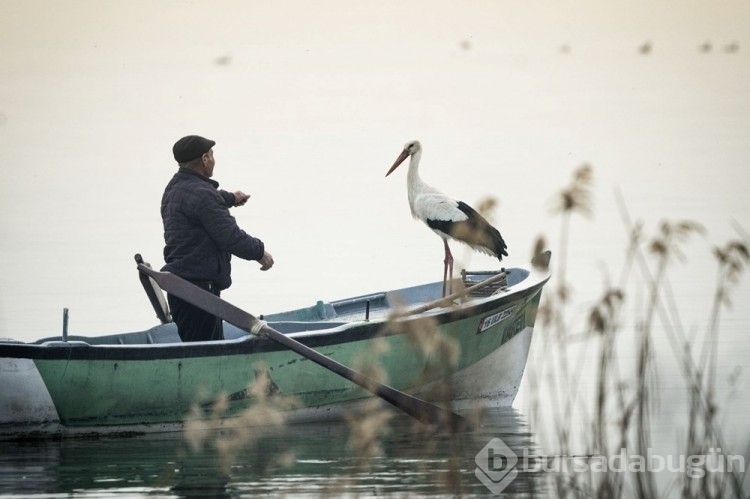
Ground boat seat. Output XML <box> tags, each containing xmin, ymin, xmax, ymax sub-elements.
<box><xmin>80</xmin><ymin>324</ymin><xmax>181</xmax><ymax>345</ymax></box>
<box><xmin>262</xmin><ymin>300</ymin><xmax>337</xmax><ymax>322</ymax></box>
<box><xmin>461</xmin><ymin>270</ymin><xmax>509</xmax><ymax>298</ymax></box>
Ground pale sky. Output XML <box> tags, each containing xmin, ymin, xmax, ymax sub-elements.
<box><xmin>1</xmin><ymin>0</ymin><xmax>748</xmax><ymax>338</ymax></box>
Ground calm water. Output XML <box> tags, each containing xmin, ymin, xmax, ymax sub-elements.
<box><xmin>1</xmin><ymin>0</ymin><xmax>749</xmax><ymax>496</ymax></box>
<box><xmin>0</xmin><ymin>409</ymin><xmax>542</xmax><ymax>498</ymax></box>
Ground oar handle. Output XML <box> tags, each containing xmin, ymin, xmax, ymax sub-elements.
<box><xmin>134</xmin><ymin>255</ymin><xmax>172</xmax><ymax>324</ymax></box>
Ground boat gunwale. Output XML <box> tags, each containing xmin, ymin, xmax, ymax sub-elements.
<box><xmin>0</xmin><ymin>266</ymin><xmax>550</xmax><ymax>362</ymax></box>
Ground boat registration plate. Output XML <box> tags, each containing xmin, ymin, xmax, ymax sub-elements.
<box><xmin>477</xmin><ymin>306</ymin><xmax>516</xmax><ymax>334</ymax></box>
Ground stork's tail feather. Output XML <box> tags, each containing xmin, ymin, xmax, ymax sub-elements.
<box><xmin>493</xmin><ymin>232</ymin><xmax>508</xmax><ymax>261</ymax></box>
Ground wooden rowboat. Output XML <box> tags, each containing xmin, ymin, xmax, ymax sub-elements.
<box><xmin>0</xmin><ymin>254</ymin><xmax>550</xmax><ymax>438</ymax></box>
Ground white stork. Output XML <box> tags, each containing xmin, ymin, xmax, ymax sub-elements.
<box><xmin>386</xmin><ymin>140</ymin><xmax>508</xmax><ymax>296</ymax></box>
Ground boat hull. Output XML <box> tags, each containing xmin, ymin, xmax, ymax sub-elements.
<box><xmin>0</xmin><ymin>357</ymin><xmax>59</xmax><ymax>425</ymax></box>
<box><xmin>0</xmin><ymin>266</ymin><xmax>548</xmax><ymax>436</ymax></box>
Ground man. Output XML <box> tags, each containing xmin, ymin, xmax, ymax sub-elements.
<box><xmin>161</xmin><ymin>135</ymin><xmax>274</xmax><ymax>342</ymax></box>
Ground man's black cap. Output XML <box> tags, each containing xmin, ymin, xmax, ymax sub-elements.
<box><xmin>173</xmin><ymin>135</ymin><xmax>216</xmax><ymax>163</ymax></box>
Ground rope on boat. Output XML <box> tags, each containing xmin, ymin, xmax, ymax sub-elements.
<box><xmin>250</xmin><ymin>319</ymin><xmax>268</xmax><ymax>337</ymax></box>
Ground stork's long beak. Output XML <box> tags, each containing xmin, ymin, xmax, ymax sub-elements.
<box><xmin>386</xmin><ymin>149</ymin><xmax>410</xmax><ymax>177</ymax></box>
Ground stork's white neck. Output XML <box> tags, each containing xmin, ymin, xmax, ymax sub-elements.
<box><xmin>406</xmin><ymin>149</ymin><xmax>422</xmax><ymax>183</ymax></box>
<box><xmin>406</xmin><ymin>149</ymin><xmax>432</xmax><ymax>216</ymax></box>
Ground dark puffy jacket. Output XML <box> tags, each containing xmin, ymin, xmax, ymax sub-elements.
<box><xmin>161</xmin><ymin>168</ymin><xmax>265</xmax><ymax>290</ymax></box>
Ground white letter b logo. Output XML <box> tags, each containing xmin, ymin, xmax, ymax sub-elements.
<box><xmin>475</xmin><ymin>438</ymin><xmax>518</xmax><ymax>494</ymax></box>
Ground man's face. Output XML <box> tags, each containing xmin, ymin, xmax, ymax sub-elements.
<box><xmin>201</xmin><ymin>149</ymin><xmax>215</xmax><ymax>177</ymax></box>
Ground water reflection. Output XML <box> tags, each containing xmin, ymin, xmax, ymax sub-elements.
<box><xmin>0</xmin><ymin>407</ymin><xmax>544</xmax><ymax>497</ymax></box>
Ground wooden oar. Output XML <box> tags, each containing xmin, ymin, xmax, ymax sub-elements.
<box><xmin>137</xmin><ymin>264</ymin><xmax>470</xmax><ymax>431</ymax></box>
<box><xmin>391</xmin><ymin>271</ymin><xmax>507</xmax><ymax>319</ymax></box>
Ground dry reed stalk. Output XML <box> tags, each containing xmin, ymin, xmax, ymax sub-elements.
<box><xmin>526</xmin><ymin>169</ymin><xmax>747</xmax><ymax>499</ymax></box>
<box><xmin>183</xmin><ymin>362</ymin><xmax>300</xmax><ymax>473</ymax></box>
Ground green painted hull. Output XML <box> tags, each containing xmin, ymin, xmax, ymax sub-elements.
<box><xmin>1</xmin><ymin>265</ymin><xmax>549</xmax><ymax>433</ymax></box>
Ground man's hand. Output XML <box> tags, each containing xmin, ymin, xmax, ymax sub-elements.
<box><xmin>258</xmin><ymin>250</ymin><xmax>274</xmax><ymax>271</ymax></box>
<box><xmin>233</xmin><ymin>191</ymin><xmax>250</xmax><ymax>207</ymax></box>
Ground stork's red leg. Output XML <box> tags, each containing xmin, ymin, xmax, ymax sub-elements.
<box><xmin>442</xmin><ymin>262</ymin><xmax>448</xmax><ymax>297</ymax></box>
<box><xmin>442</xmin><ymin>239</ymin><xmax>454</xmax><ymax>297</ymax></box>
